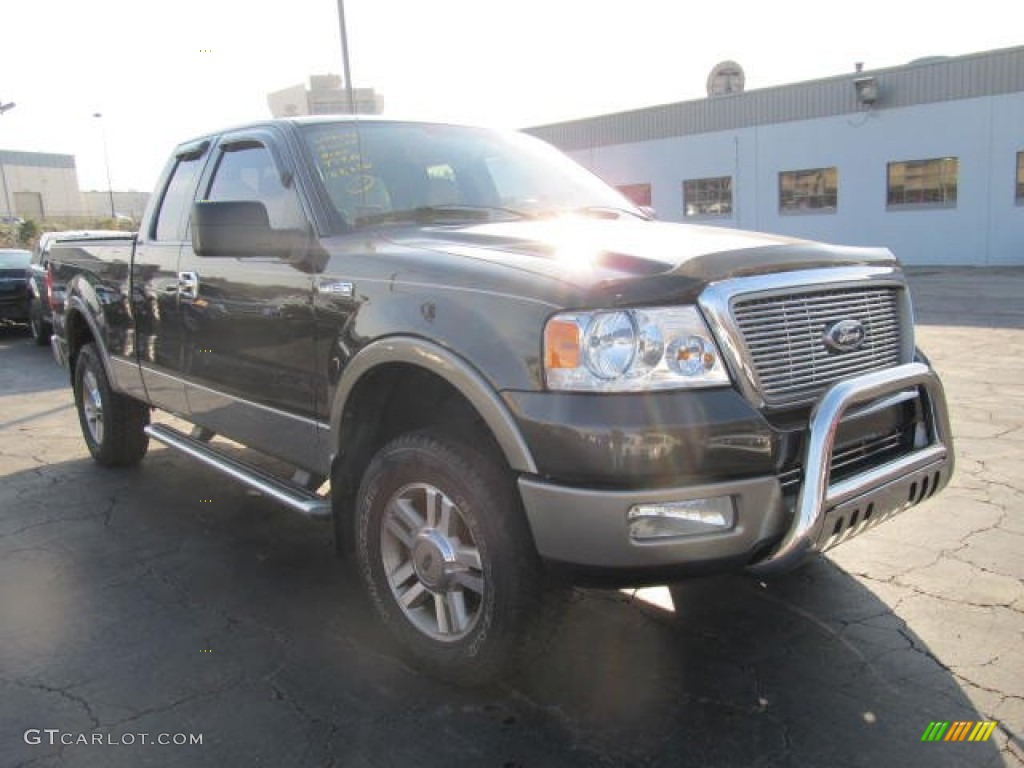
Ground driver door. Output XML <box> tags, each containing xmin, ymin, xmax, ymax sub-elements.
<box><xmin>177</xmin><ymin>132</ymin><xmax>322</xmax><ymax>471</ymax></box>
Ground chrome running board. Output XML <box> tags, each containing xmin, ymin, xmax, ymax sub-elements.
<box><xmin>144</xmin><ymin>423</ymin><xmax>330</xmax><ymax>517</ymax></box>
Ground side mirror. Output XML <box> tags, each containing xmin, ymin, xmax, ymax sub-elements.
<box><xmin>192</xmin><ymin>201</ymin><xmax>307</xmax><ymax>258</ymax></box>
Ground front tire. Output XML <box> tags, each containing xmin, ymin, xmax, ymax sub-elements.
<box><xmin>355</xmin><ymin>430</ymin><xmax>546</xmax><ymax>685</ymax></box>
<box><xmin>74</xmin><ymin>343</ymin><xmax>150</xmax><ymax>466</ymax></box>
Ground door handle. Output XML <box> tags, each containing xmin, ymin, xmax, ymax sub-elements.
<box><xmin>178</xmin><ymin>271</ymin><xmax>199</xmax><ymax>300</ymax></box>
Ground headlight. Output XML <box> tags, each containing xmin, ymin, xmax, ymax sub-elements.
<box><xmin>544</xmin><ymin>306</ymin><xmax>730</xmax><ymax>392</ymax></box>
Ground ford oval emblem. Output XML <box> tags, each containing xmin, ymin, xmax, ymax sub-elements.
<box><xmin>823</xmin><ymin>319</ymin><xmax>866</xmax><ymax>352</ymax></box>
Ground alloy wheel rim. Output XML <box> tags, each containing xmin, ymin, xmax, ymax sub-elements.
<box><xmin>82</xmin><ymin>369</ymin><xmax>104</xmax><ymax>444</ymax></box>
<box><xmin>380</xmin><ymin>482</ymin><xmax>485</xmax><ymax>641</ymax></box>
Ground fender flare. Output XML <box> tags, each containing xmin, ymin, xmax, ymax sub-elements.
<box><xmin>64</xmin><ymin>293</ymin><xmax>116</xmax><ymax>387</ymax></box>
<box><xmin>329</xmin><ymin>337</ymin><xmax>537</xmax><ymax>474</ymax></box>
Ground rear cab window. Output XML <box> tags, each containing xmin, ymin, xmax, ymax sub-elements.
<box><xmin>152</xmin><ymin>144</ymin><xmax>208</xmax><ymax>242</ymax></box>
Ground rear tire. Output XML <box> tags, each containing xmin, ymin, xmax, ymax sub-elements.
<box><xmin>74</xmin><ymin>343</ymin><xmax>150</xmax><ymax>466</ymax></box>
<box><xmin>355</xmin><ymin>429</ymin><xmax>548</xmax><ymax>685</ymax></box>
<box><xmin>29</xmin><ymin>298</ymin><xmax>50</xmax><ymax>346</ymax></box>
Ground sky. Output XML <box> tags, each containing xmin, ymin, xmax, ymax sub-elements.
<box><xmin>1</xmin><ymin>0</ymin><xmax>1020</xmax><ymax>192</ymax></box>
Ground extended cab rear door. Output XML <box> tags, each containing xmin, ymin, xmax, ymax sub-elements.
<box><xmin>133</xmin><ymin>139</ymin><xmax>210</xmax><ymax>415</ymax></box>
<box><xmin>175</xmin><ymin>129</ymin><xmax>323</xmax><ymax>471</ymax></box>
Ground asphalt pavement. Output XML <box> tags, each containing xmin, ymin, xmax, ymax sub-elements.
<box><xmin>1</xmin><ymin>268</ymin><xmax>1021</xmax><ymax>767</ymax></box>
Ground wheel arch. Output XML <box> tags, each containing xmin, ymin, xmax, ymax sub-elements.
<box><xmin>64</xmin><ymin>297</ymin><xmax>113</xmax><ymax>387</ymax></box>
<box><xmin>329</xmin><ymin>337</ymin><xmax>536</xmax><ymax>475</ymax></box>
<box><xmin>328</xmin><ymin>338</ymin><xmax>538</xmax><ymax>555</ymax></box>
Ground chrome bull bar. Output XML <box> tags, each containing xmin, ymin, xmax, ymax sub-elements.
<box><xmin>749</xmin><ymin>362</ymin><xmax>953</xmax><ymax>575</ymax></box>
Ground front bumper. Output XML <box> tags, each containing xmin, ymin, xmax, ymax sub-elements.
<box><xmin>517</xmin><ymin>363</ymin><xmax>953</xmax><ymax>575</ymax></box>
<box><xmin>0</xmin><ymin>296</ymin><xmax>29</xmax><ymax>321</ymax></box>
<box><xmin>520</xmin><ymin>474</ymin><xmax>785</xmax><ymax>569</ymax></box>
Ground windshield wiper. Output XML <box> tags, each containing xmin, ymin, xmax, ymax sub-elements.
<box><xmin>356</xmin><ymin>205</ymin><xmax>532</xmax><ymax>227</ymax></box>
<box><xmin>563</xmin><ymin>205</ymin><xmax>652</xmax><ymax>221</ymax></box>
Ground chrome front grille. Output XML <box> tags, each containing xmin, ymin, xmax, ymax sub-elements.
<box><xmin>732</xmin><ymin>287</ymin><xmax>903</xmax><ymax>405</ymax></box>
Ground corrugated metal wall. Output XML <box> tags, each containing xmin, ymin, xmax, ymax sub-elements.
<box><xmin>527</xmin><ymin>46</ymin><xmax>1024</xmax><ymax>150</ymax></box>
<box><xmin>0</xmin><ymin>150</ymin><xmax>77</xmax><ymax>170</ymax></box>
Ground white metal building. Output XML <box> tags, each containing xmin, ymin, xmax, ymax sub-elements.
<box><xmin>528</xmin><ymin>46</ymin><xmax>1024</xmax><ymax>266</ymax></box>
<box><xmin>81</xmin><ymin>190</ymin><xmax>151</xmax><ymax>221</ymax></box>
<box><xmin>0</xmin><ymin>150</ymin><xmax>86</xmax><ymax>220</ymax></box>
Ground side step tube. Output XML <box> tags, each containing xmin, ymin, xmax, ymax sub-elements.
<box><xmin>145</xmin><ymin>423</ymin><xmax>331</xmax><ymax>517</ymax></box>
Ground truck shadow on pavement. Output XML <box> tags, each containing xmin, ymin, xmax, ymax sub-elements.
<box><xmin>0</xmin><ymin>325</ymin><xmax>69</xmax><ymax>396</ymax></box>
<box><xmin>0</xmin><ymin>445</ymin><xmax>1007</xmax><ymax>768</ymax></box>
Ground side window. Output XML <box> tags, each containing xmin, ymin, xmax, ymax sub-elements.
<box><xmin>1017</xmin><ymin>151</ymin><xmax>1024</xmax><ymax>205</ymax></box>
<box><xmin>683</xmin><ymin>177</ymin><xmax>732</xmax><ymax>217</ymax></box>
<box><xmin>154</xmin><ymin>157</ymin><xmax>202</xmax><ymax>241</ymax></box>
<box><xmin>206</xmin><ymin>145</ymin><xmax>305</xmax><ymax>230</ymax></box>
<box><xmin>887</xmin><ymin>158</ymin><xmax>958</xmax><ymax>208</ymax></box>
<box><xmin>779</xmin><ymin>167</ymin><xmax>838</xmax><ymax>214</ymax></box>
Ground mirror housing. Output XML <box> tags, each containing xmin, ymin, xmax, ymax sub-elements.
<box><xmin>192</xmin><ymin>201</ymin><xmax>307</xmax><ymax>258</ymax></box>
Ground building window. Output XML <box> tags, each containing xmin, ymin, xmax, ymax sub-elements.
<box><xmin>617</xmin><ymin>183</ymin><xmax>651</xmax><ymax>207</ymax></box>
<box><xmin>1017</xmin><ymin>152</ymin><xmax>1024</xmax><ymax>205</ymax></box>
<box><xmin>779</xmin><ymin>167</ymin><xmax>838</xmax><ymax>213</ymax></box>
<box><xmin>887</xmin><ymin>157</ymin><xmax>958</xmax><ymax>208</ymax></box>
<box><xmin>683</xmin><ymin>176</ymin><xmax>732</xmax><ymax>217</ymax></box>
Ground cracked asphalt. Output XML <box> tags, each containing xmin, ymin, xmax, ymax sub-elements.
<box><xmin>1</xmin><ymin>268</ymin><xmax>1022</xmax><ymax>767</ymax></box>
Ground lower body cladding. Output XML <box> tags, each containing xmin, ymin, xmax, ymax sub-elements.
<box><xmin>517</xmin><ymin>363</ymin><xmax>953</xmax><ymax>578</ymax></box>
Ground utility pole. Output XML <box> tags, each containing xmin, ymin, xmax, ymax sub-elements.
<box><xmin>336</xmin><ymin>0</ymin><xmax>356</xmax><ymax>113</ymax></box>
<box><xmin>93</xmin><ymin>113</ymin><xmax>116</xmax><ymax>219</ymax></box>
<box><xmin>0</xmin><ymin>101</ymin><xmax>15</xmax><ymax>220</ymax></box>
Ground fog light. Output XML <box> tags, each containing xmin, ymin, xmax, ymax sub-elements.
<box><xmin>627</xmin><ymin>497</ymin><xmax>735</xmax><ymax>541</ymax></box>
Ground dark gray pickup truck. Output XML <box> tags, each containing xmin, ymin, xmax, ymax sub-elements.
<box><xmin>47</xmin><ymin>117</ymin><xmax>953</xmax><ymax>682</ymax></box>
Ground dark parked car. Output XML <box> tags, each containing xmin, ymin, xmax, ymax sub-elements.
<box><xmin>0</xmin><ymin>248</ymin><xmax>31</xmax><ymax>325</ymax></box>
<box><xmin>27</xmin><ymin>231</ymin><xmax>125</xmax><ymax>346</ymax></box>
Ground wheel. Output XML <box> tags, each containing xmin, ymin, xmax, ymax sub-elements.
<box><xmin>29</xmin><ymin>298</ymin><xmax>51</xmax><ymax>346</ymax></box>
<box><xmin>355</xmin><ymin>430</ymin><xmax>547</xmax><ymax>684</ymax></box>
<box><xmin>74</xmin><ymin>343</ymin><xmax>150</xmax><ymax>466</ymax></box>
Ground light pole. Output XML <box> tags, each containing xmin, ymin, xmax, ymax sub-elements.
<box><xmin>0</xmin><ymin>101</ymin><xmax>15</xmax><ymax>220</ymax></box>
<box><xmin>335</xmin><ymin>0</ymin><xmax>356</xmax><ymax>113</ymax></box>
<box><xmin>93</xmin><ymin>112</ymin><xmax>116</xmax><ymax>219</ymax></box>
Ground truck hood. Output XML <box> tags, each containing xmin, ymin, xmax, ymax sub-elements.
<box><xmin>387</xmin><ymin>217</ymin><xmax>897</xmax><ymax>294</ymax></box>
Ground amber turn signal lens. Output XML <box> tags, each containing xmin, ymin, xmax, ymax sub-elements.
<box><xmin>544</xmin><ymin>319</ymin><xmax>581</xmax><ymax>369</ymax></box>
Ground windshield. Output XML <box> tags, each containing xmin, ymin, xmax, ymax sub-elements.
<box><xmin>301</xmin><ymin>121</ymin><xmax>642</xmax><ymax>231</ymax></box>
<box><xmin>0</xmin><ymin>249</ymin><xmax>30</xmax><ymax>269</ymax></box>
